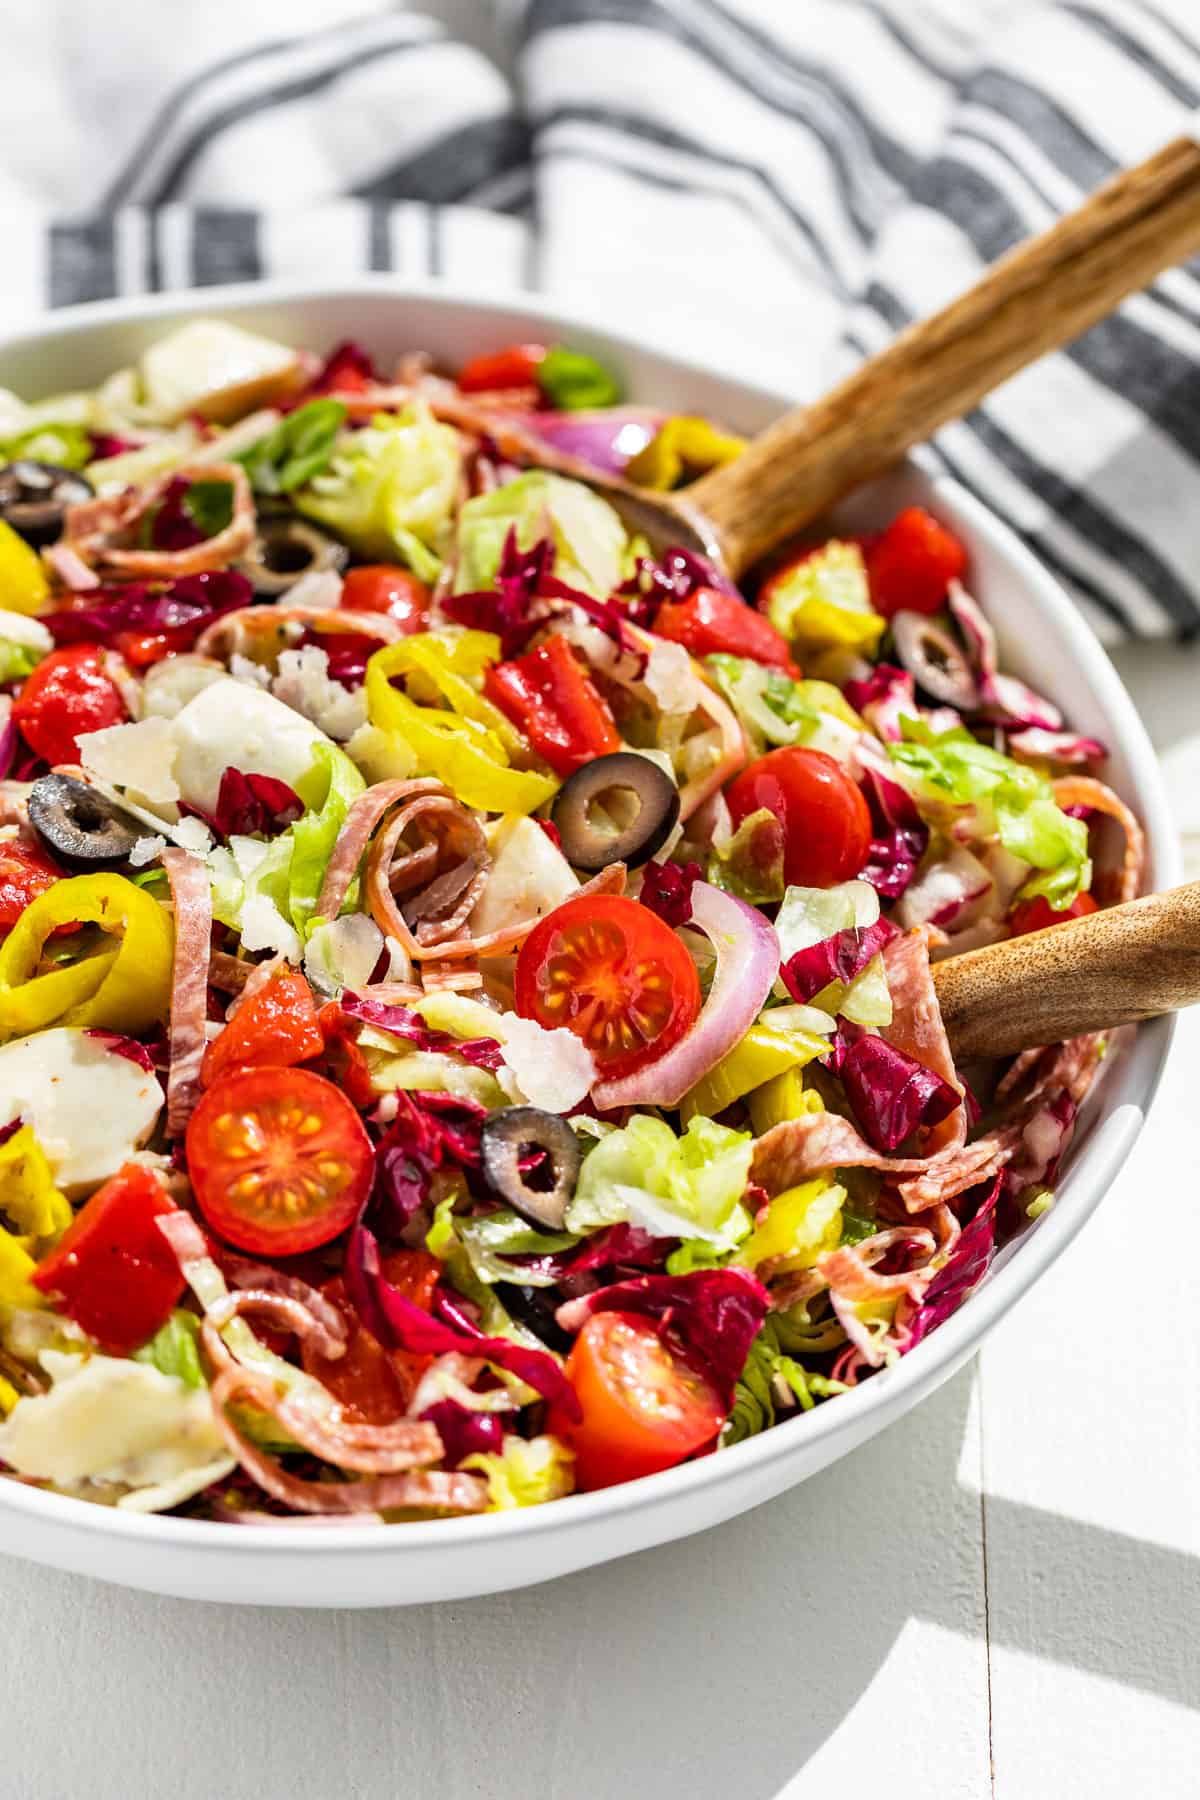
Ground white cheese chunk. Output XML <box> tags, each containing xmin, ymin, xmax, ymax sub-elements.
<box><xmin>77</xmin><ymin>716</ymin><xmax>181</xmax><ymax>806</ymax></box>
<box><xmin>170</xmin><ymin>676</ymin><xmax>334</xmax><ymax>814</ymax></box>
<box><xmin>139</xmin><ymin>320</ymin><xmax>303</xmax><ymax>425</ymax></box>
<box><xmin>469</xmin><ymin>816</ymin><xmax>578</xmax><ymax>938</ymax></box>
<box><xmin>497</xmin><ymin>1014</ymin><xmax>597</xmax><ymax>1114</ymax></box>
<box><xmin>0</xmin><ymin>1027</ymin><xmax>163</xmax><ymax>1195</ymax></box>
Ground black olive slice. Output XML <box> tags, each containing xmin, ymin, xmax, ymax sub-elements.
<box><xmin>27</xmin><ymin>774</ymin><xmax>142</xmax><ymax>867</ymax></box>
<box><xmin>237</xmin><ymin>517</ymin><xmax>349</xmax><ymax>596</ymax></box>
<box><xmin>479</xmin><ymin>1107</ymin><xmax>582</xmax><ymax>1232</ymax></box>
<box><xmin>0</xmin><ymin>460</ymin><xmax>93</xmax><ymax>547</ymax></box>
<box><xmin>551</xmin><ymin>751</ymin><xmax>680</xmax><ymax>873</ymax></box>
<box><xmin>890</xmin><ymin>611</ymin><xmax>981</xmax><ymax>711</ymax></box>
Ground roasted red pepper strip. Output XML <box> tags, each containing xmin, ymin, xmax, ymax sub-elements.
<box><xmin>457</xmin><ymin>343</ymin><xmax>548</xmax><ymax>393</ymax></box>
<box><xmin>32</xmin><ymin>1164</ymin><xmax>185</xmax><ymax>1354</ymax></box>
<box><xmin>484</xmin><ymin>635</ymin><xmax>620</xmax><ymax>777</ymax></box>
<box><xmin>654</xmin><ymin>586</ymin><xmax>799</xmax><ymax>673</ymax></box>
<box><xmin>865</xmin><ymin>507</ymin><xmax>967</xmax><ymax>618</ymax></box>
<box><xmin>201</xmin><ymin>968</ymin><xmax>324</xmax><ymax>1088</ymax></box>
<box><xmin>314</xmin><ymin>1000</ymin><xmax>377</xmax><ymax>1111</ymax></box>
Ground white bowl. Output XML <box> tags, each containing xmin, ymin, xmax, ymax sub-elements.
<box><xmin>0</xmin><ymin>281</ymin><xmax>1178</xmax><ymax>1606</ymax></box>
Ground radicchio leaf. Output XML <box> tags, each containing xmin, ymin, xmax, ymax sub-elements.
<box><xmin>780</xmin><ymin>918</ymin><xmax>898</xmax><ymax>1004</ymax></box>
<box><xmin>372</xmin><ymin>1090</ymin><xmax>488</xmax><ymax>1232</ymax></box>
<box><xmin>83</xmin><ymin>1029</ymin><xmax>156</xmax><ymax>1072</ymax></box>
<box><xmin>418</xmin><ymin>1397</ymin><xmax>506</xmax><ymax>1467</ymax></box>
<box><xmin>839</xmin><ymin>1034</ymin><xmax>960</xmax><ymax>1152</ymax></box>
<box><xmin>42</xmin><ymin>568</ymin><xmax>252</xmax><ymax>653</ymax></box>
<box><xmin>638</xmin><ymin>858</ymin><xmax>701</xmax><ymax>927</ymax></box>
<box><xmin>211</xmin><ymin>767</ymin><xmax>304</xmax><ymax>839</ymax></box>
<box><xmin>857</xmin><ymin>760</ymin><xmax>930</xmax><ymax>900</ymax></box>
<box><xmin>305</xmin><ymin>339</ymin><xmax>379</xmax><ymax>395</ymax></box>
<box><xmin>556</xmin><ymin>1267</ymin><xmax>770</xmax><ymax>1408</ymax></box>
<box><xmin>905</xmin><ymin>1175</ymin><xmax>1001</xmax><ymax>1348</ymax></box>
<box><xmin>340</xmin><ymin>993</ymin><xmax>504</xmax><ymax>1070</ymax></box>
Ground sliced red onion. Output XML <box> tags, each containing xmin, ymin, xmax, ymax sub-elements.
<box><xmin>1007</xmin><ymin>725</ymin><xmax>1106</xmax><ymax>765</ymax></box>
<box><xmin>522</xmin><ymin>407</ymin><xmax>664</xmax><ymax>475</ymax></box>
<box><xmin>946</xmin><ymin>581</ymin><xmax>1063</xmax><ymax>730</ymax></box>
<box><xmin>591</xmin><ymin>881</ymin><xmax>780</xmax><ymax>1110</ymax></box>
<box><xmin>0</xmin><ymin>697</ymin><xmax>15</xmax><ymax>782</ymax></box>
<box><xmin>890</xmin><ymin>610</ymin><xmax>981</xmax><ymax>711</ymax></box>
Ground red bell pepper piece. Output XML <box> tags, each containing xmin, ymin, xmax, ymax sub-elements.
<box><xmin>32</xmin><ymin>1165</ymin><xmax>186</xmax><ymax>1354</ymax></box>
<box><xmin>457</xmin><ymin>343</ymin><xmax>548</xmax><ymax>394</ymax></box>
<box><xmin>201</xmin><ymin>968</ymin><xmax>324</xmax><ymax>1088</ymax></box>
<box><xmin>484</xmin><ymin>634</ymin><xmax>620</xmax><ymax>777</ymax></box>
<box><xmin>865</xmin><ymin>507</ymin><xmax>967</xmax><ymax>618</ymax></box>
<box><xmin>654</xmin><ymin>586</ymin><xmax>799</xmax><ymax>673</ymax></box>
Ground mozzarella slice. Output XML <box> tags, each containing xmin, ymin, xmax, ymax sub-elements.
<box><xmin>0</xmin><ymin>1028</ymin><xmax>163</xmax><ymax>1195</ymax></box>
<box><xmin>170</xmin><ymin>676</ymin><xmax>335</xmax><ymax>814</ymax></box>
<box><xmin>469</xmin><ymin>816</ymin><xmax>578</xmax><ymax>938</ymax></box>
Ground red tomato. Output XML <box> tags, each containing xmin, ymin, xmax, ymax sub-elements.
<box><xmin>654</xmin><ymin>586</ymin><xmax>799</xmax><ymax>674</ymax></box>
<box><xmin>549</xmin><ymin>1311</ymin><xmax>726</xmax><ymax>1490</ymax></box>
<box><xmin>726</xmin><ymin>745</ymin><xmax>871</xmax><ymax>889</ymax></box>
<box><xmin>12</xmin><ymin>644</ymin><xmax>127</xmax><ymax>767</ymax></box>
<box><xmin>484</xmin><ymin>635</ymin><xmax>620</xmax><ymax>777</ymax></box>
<box><xmin>0</xmin><ymin>839</ymin><xmax>64</xmax><ymax>933</ymax></box>
<box><xmin>865</xmin><ymin>507</ymin><xmax>967</xmax><ymax>618</ymax></box>
<box><xmin>302</xmin><ymin>1252</ymin><xmax>441</xmax><ymax>1423</ymax></box>
<box><xmin>1009</xmin><ymin>890</ymin><xmax>1098</xmax><ymax>936</ymax></box>
<box><xmin>200</xmin><ymin>968</ymin><xmax>324</xmax><ymax>1088</ymax></box>
<box><xmin>186</xmin><ymin>1067</ymin><xmax>374</xmax><ymax>1256</ymax></box>
<box><xmin>457</xmin><ymin>343</ymin><xmax>548</xmax><ymax>393</ymax></box>
<box><xmin>32</xmin><ymin>1164</ymin><xmax>185</xmax><ymax>1354</ymax></box>
<box><xmin>313</xmin><ymin>1001</ymin><xmax>378</xmax><ymax>1110</ymax></box>
<box><xmin>113</xmin><ymin>631</ymin><xmax>173</xmax><ymax>669</ymax></box>
<box><xmin>340</xmin><ymin>565</ymin><xmax>431</xmax><ymax>634</ymax></box>
<box><xmin>514</xmin><ymin>893</ymin><xmax>700</xmax><ymax>1079</ymax></box>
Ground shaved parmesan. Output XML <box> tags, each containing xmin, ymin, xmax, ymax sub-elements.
<box><xmin>643</xmin><ymin>635</ymin><xmax>701</xmax><ymax>716</ymax></box>
<box><xmin>469</xmin><ymin>816</ymin><xmax>578</xmax><ymax>939</ymax></box>
<box><xmin>304</xmin><ymin>914</ymin><xmax>384</xmax><ymax>997</ymax></box>
<box><xmin>77</xmin><ymin>716</ymin><xmax>180</xmax><ymax>807</ymax></box>
<box><xmin>240</xmin><ymin>893</ymin><xmax>302</xmax><ymax>963</ymax></box>
<box><xmin>129</xmin><ymin>835</ymin><xmax>166</xmax><ymax>867</ymax></box>
<box><xmin>139</xmin><ymin>320</ymin><xmax>304</xmax><ymax>425</ymax></box>
<box><xmin>498</xmin><ymin>1014</ymin><xmax>597</xmax><ymax>1114</ymax></box>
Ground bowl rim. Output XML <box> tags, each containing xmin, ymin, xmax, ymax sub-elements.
<box><xmin>0</xmin><ymin>276</ymin><xmax>1179</xmax><ymax>1558</ymax></box>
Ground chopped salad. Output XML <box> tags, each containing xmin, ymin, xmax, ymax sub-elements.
<box><xmin>0</xmin><ymin>320</ymin><xmax>1144</xmax><ymax>1522</ymax></box>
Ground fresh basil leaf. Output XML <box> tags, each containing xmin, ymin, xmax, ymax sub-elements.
<box><xmin>239</xmin><ymin>398</ymin><xmax>346</xmax><ymax>496</ymax></box>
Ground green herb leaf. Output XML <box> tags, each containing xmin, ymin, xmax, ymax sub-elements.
<box><xmin>183</xmin><ymin>479</ymin><xmax>235</xmax><ymax>539</ymax></box>
<box><xmin>238</xmin><ymin>398</ymin><xmax>347</xmax><ymax>495</ymax></box>
<box><xmin>537</xmin><ymin>346</ymin><xmax>621</xmax><ymax>411</ymax></box>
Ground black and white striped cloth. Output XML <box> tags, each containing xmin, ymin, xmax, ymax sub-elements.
<box><xmin>3</xmin><ymin>0</ymin><xmax>1200</xmax><ymax>642</ymax></box>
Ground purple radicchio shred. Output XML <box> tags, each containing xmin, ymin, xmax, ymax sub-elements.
<box><xmin>340</xmin><ymin>993</ymin><xmax>505</xmax><ymax>1070</ymax></box>
<box><xmin>905</xmin><ymin>1174</ymin><xmax>1002</xmax><ymax>1348</ymax></box>
<box><xmin>0</xmin><ymin>1119</ymin><xmax>21</xmax><ymax>1150</ymax></box>
<box><xmin>297</xmin><ymin>628</ymin><xmax>380</xmax><ymax>689</ymax></box>
<box><xmin>147</xmin><ymin>476</ymin><xmax>209</xmax><ymax>551</ymax></box>
<box><xmin>638</xmin><ymin>858</ymin><xmax>701</xmax><ymax>928</ymax></box>
<box><xmin>418</xmin><ymin>1398</ymin><xmax>506</xmax><ymax>1467</ymax></box>
<box><xmin>443</xmin><ymin>527</ymin><xmax>645</xmax><ymax>666</ymax></box>
<box><xmin>41</xmin><ymin>569</ymin><xmax>253</xmax><ymax>653</ymax></box>
<box><xmin>370</xmin><ymin>1090</ymin><xmax>488</xmax><ymax>1233</ymax></box>
<box><xmin>513</xmin><ymin>1223</ymin><xmax>670</xmax><ymax>1291</ymax></box>
<box><xmin>556</xmin><ymin>1268</ymin><xmax>770</xmax><ymax>1409</ymax></box>
<box><xmin>843</xmin><ymin>664</ymin><xmax>911</xmax><ymax>714</ymax></box>
<box><xmin>208</xmin><ymin>768</ymin><xmax>304</xmax><ymax>840</ymax></box>
<box><xmin>780</xmin><ymin>917</ymin><xmax>898</xmax><ymax>1004</ymax></box>
<box><xmin>305</xmin><ymin>339</ymin><xmax>379</xmax><ymax>395</ymax></box>
<box><xmin>345</xmin><ymin>1223</ymin><xmax>581</xmax><ymax>1418</ymax></box>
<box><xmin>839</xmin><ymin>1034</ymin><xmax>960</xmax><ymax>1153</ymax></box>
<box><xmin>857</xmin><ymin>763</ymin><xmax>930</xmax><ymax>900</ymax></box>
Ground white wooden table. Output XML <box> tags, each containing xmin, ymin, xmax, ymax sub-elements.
<box><xmin>0</xmin><ymin>645</ymin><xmax>1196</xmax><ymax>1798</ymax></box>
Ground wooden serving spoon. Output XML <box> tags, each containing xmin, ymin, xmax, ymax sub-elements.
<box><xmin>555</xmin><ymin>133</ymin><xmax>1200</xmax><ymax>575</ymax></box>
<box><xmin>932</xmin><ymin>883</ymin><xmax>1200</xmax><ymax>1060</ymax></box>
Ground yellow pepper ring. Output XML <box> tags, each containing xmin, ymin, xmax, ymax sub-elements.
<box><xmin>0</xmin><ymin>873</ymin><xmax>174</xmax><ymax>1041</ymax></box>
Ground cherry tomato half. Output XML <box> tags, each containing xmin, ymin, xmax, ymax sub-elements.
<box><xmin>457</xmin><ymin>343</ymin><xmax>548</xmax><ymax>393</ymax></box>
<box><xmin>32</xmin><ymin>1164</ymin><xmax>184</xmax><ymax>1355</ymax></box>
<box><xmin>865</xmin><ymin>506</ymin><xmax>967</xmax><ymax>618</ymax></box>
<box><xmin>302</xmin><ymin>1251</ymin><xmax>442</xmax><ymax>1424</ymax></box>
<box><xmin>548</xmin><ymin>1311</ymin><xmax>726</xmax><ymax>1491</ymax></box>
<box><xmin>340</xmin><ymin>565</ymin><xmax>431</xmax><ymax>634</ymax></box>
<box><xmin>726</xmin><ymin>745</ymin><xmax>871</xmax><ymax>888</ymax></box>
<box><xmin>0</xmin><ymin>839</ymin><xmax>64</xmax><ymax>933</ymax></box>
<box><xmin>514</xmin><ymin>894</ymin><xmax>700</xmax><ymax>1080</ymax></box>
<box><xmin>200</xmin><ymin>968</ymin><xmax>324</xmax><ymax>1088</ymax></box>
<box><xmin>186</xmin><ymin>1067</ymin><xmax>374</xmax><ymax>1256</ymax></box>
<box><xmin>653</xmin><ymin>586</ymin><xmax>798</xmax><ymax>674</ymax></box>
<box><xmin>1009</xmin><ymin>890</ymin><xmax>1098</xmax><ymax>936</ymax></box>
<box><xmin>12</xmin><ymin>643</ymin><xmax>128</xmax><ymax>767</ymax></box>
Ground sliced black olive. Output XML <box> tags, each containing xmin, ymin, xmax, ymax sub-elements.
<box><xmin>891</xmin><ymin>610</ymin><xmax>981</xmax><ymax>711</ymax></box>
<box><xmin>237</xmin><ymin>516</ymin><xmax>349</xmax><ymax>596</ymax></box>
<box><xmin>27</xmin><ymin>774</ymin><xmax>142</xmax><ymax>867</ymax></box>
<box><xmin>551</xmin><ymin>751</ymin><xmax>680</xmax><ymax>873</ymax></box>
<box><xmin>0</xmin><ymin>461</ymin><xmax>93</xmax><ymax>546</ymax></box>
<box><xmin>479</xmin><ymin>1107</ymin><xmax>582</xmax><ymax>1232</ymax></box>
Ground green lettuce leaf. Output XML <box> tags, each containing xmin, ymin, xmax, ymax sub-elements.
<box><xmin>888</xmin><ymin>720</ymin><xmax>1091</xmax><ymax>906</ymax></box>
<box><xmin>567</xmin><ymin>1114</ymin><xmax>753</xmax><ymax>1250</ymax></box>
<box><xmin>132</xmin><ymin>1311</ymin><xmax>205</xmax><ymax>1387</ymax></box>
<box><xmin>289</xmin><ymin>741</ymin><xmax>365</xmax><ymax>935</ymax></box>
<box><xmin>295</xmin><ymin>403</ymin><xmax>461</xmax><ymax>579</ymax></box>
<box><xmin>705</xmin><ymin>655</ymin><xmax>863</xmax><ymax>762</ymax></box>
<box><xmin>462</xmin><ymin>1434</ymin><xmax>576</xmax><ymax>1508</ymax></box>
<box><xmin>0</xmin><ymin>638</ymin><xmax>41</xmax><ymax>684</ymax></box>
<box><xmin>456</xmin><ymin>1208</ymin><xmax>580</xmax><ymax>1288</ymax></box>
<box><xmin>454</xmin><ymin>470</ymin><xmax>628</xmax><ymax>598</ymax></box>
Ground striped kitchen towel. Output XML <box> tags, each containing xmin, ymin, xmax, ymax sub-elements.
<box><xmin>2</xmin><ymin>0</ymin><xmax>1199</xmax><ymax>641</ymax></box>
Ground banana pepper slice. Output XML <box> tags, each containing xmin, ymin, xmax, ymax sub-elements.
<box><xmin>0</xmin><ymin>873</ymin><xmax>174</xmax><ymax>1040</ymax></box>
<box><xmin>0</xmin><ymin>1125</ymin><xmax>72</xmax><ymax>1255</ymax></box>
<box><xmin>681</xmin><ymin>1020</ymin><xmax>828</xmax><ymax>1125</ymax></box>
<box><xmin>366</xmin><ymin>633</ymin><xmax>558</xmax><ymax>815</ymax></box>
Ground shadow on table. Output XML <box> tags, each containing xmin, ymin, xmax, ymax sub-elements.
<box><xmin>4</xmin><ymin>1365</ymin><xmax>1198</xmax><ymax>1800</ymax></box>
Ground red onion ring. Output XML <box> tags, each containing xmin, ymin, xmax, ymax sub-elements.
<box><xmin>590</xmin><ymin>881</ymin><xmax>780</xmax><ymax>1110</ymax></box>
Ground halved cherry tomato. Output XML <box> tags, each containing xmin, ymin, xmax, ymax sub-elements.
<box><xmin>457</xmin><ymin>343</ymin><xmax>548</xmax><ymax>393</ymax></box>
<box><xmin>485</xmin><ymin>634</ymin><xmax>620</xmax><ymax>778</ymax></box>
<box><xmin>726</xmin><ymin>745</ymin><xmax>871</xmax><ymax>888</ymax></box>
<box><xmin>1009</xmin><ymin>890</ymin><xmax>1098</xmax><ymax>936</ymax></box>
<box><xmin>865</xmin><ymin>506</ymin><xmax>967</xmax><ymax>618</ymax></box>
<box><xmin>0</xmin><ymin>839</ymin><xmax>64</xmax><ymax>933</ymax></box>
<box><xmin>200</xmin><ymin>968</ymin><xmax>324</xmax><ymax>1088</ymax></box>
<box><xmin>314</xmin><ymin>1000</ymin><xmax>378</xmax><ymax>1110</ymax></box>
<box><xmin>186</xmin><ymin>1067</ymin><xmax>374</xmax><ymax>1256</ymax></box>
<box><xmin>32</xmin><ymin>1164</ymin><xmax>185</xmax><ymax>1354</ymax></box>
<box><xmin>548</xmin><ymin>1310</ymin><xmax>726</xmax><ymax>1490</ymax></box>
<box><xmin>301</xmin><ymin>1251</ymin><xmax>441</xmax><ymax>1424</ymax></box>
<box><xmin>340</xmin><ymin>565</ymin><xmax>431</xmax><ymax>634</ymax></box>
<box><xmin>514</xmin><ymin>893</ymin><xmax>700</xmax><ymax>1079</ymax></box>
<box><xmin>654</xmin><ymin>586</ymin><xmax>799</xmax><ymax>674</ymax></box>
<box><xmin>113</xmin><ymin>631</ymin><xmax>174</xmax><ymax>669</ymax></box>
<box><xmin>12</xmin><ymin>643</ymin><xmax>128</xmax><ymax>767</ymax></box>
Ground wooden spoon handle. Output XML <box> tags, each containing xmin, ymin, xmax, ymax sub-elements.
<box><xmin>932</xmin><ymin>882</ymin><xmax>1200</xmax><ymax>1060</ymax></box>
<box><xmin>688</xmin><ymin>135</ymin><xmax>1200</xmax><ymax>578</ymax></box>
